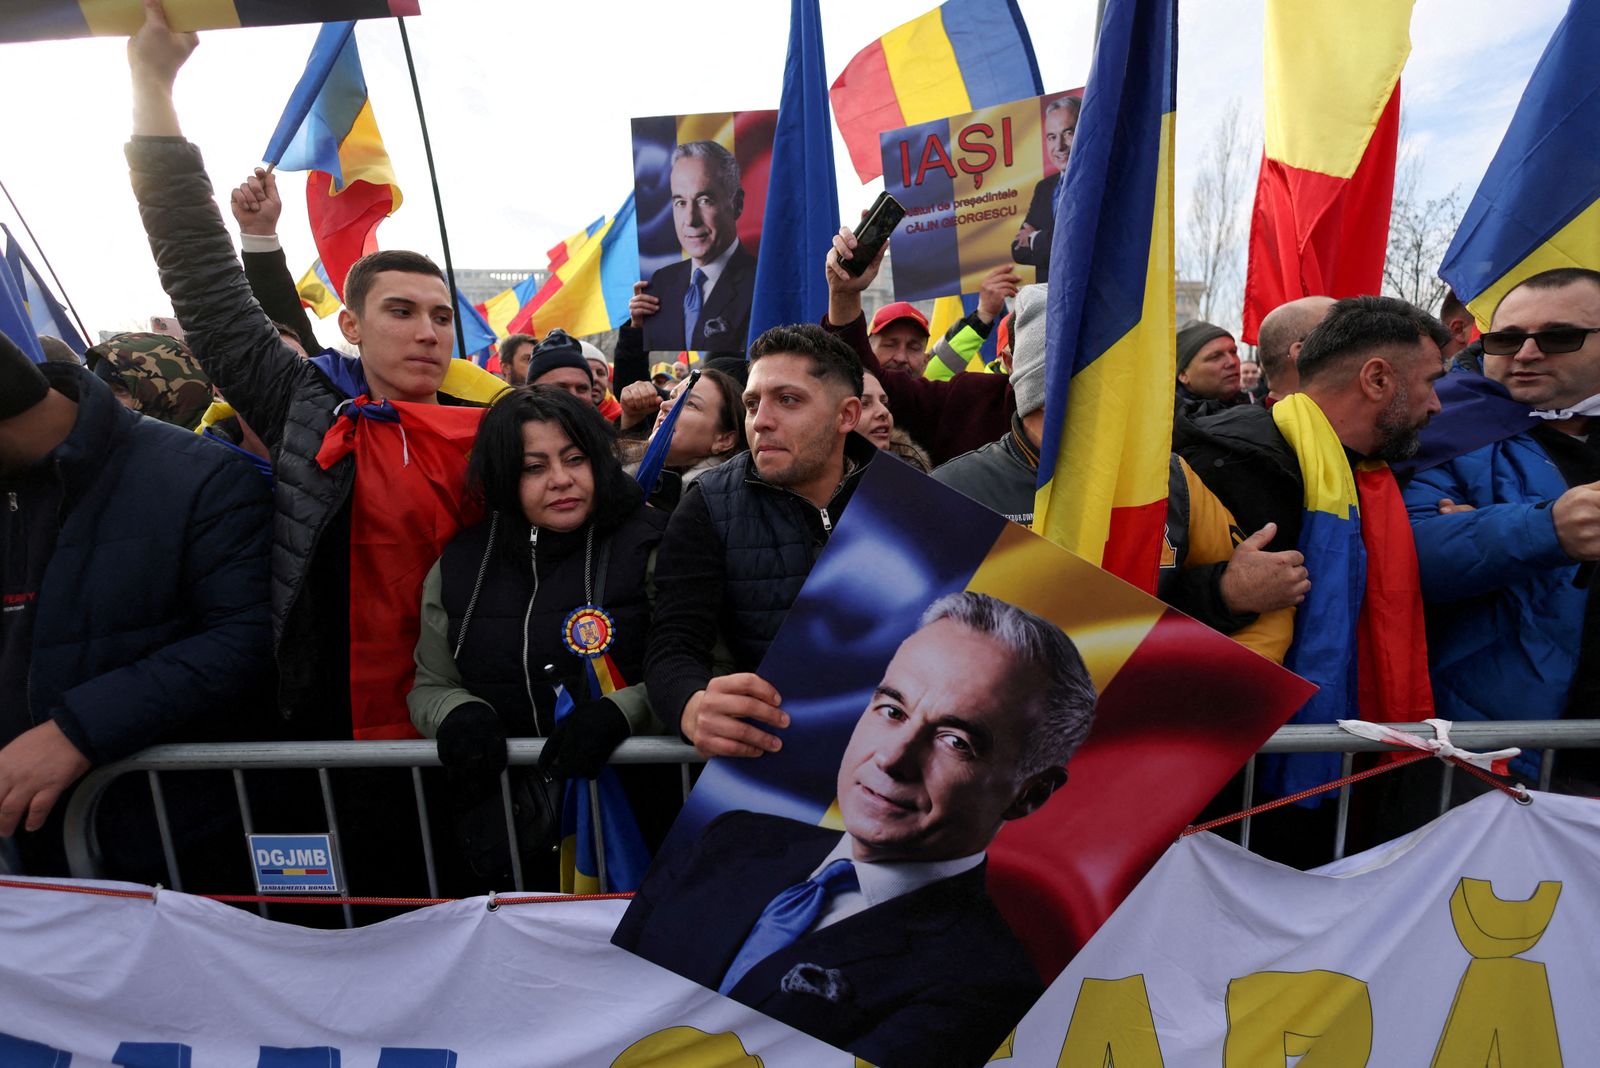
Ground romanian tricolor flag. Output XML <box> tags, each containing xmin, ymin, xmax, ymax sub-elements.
<box><xmin>505</xmin><ymin>195</ymin><xmax>638</xmax><ymax>340</ymax></box>
<box><xmin>829</xmin><ymin>0</ymin><xmax>1043</xmax><ymax>183</ymax></box>
<box><xmin>664</xmin><ymin>459</ymin><xmax>1315</xmax><ymax>980</ymax></box>
<box><xmin>1241</xmin><ymin>0</ymin><xmax>1413</xmax><ymax>343</ymax></box>
<box><xmin>296</xmin><ymin>259</ymin><xmax>340</xmax><ymax>319</ymax></box>
<box><xmin>264</xmin><ymin>21</ymin><xmax>401</xmax><ymax>302</ymax></box>
<box><xmin>1440</xmin><ymin>1</ymin><xmax>1600</xmax><ymax>329</ymax></box>
<box><xmin>1032</xmin><ymin>0</ymin><xmax>1175</xmax><ymax>594</ymax></box>
<box><xmin>0</xmin><ymin>0</ymin><xmax>417</xmax><ymax>43</ymax></box>
<box><xmin>1266</xmin><ymin>393</ymin><xmax>1432</xmax><ymax>801</ymax></box>
<box><xmin>555</xmin><ymin>674</ymin><xmax>651</xmax><ymax>896</ymax></box>
<box><xmin>480</xmin><ymin>272</ymin><xmax>543</xmax><ymax>338</ymax></box>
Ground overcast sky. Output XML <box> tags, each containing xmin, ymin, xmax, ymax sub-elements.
<box><xmin>0</xmin><ymin>0</ymin><xmax>1570</xmax><ymax>336</ymax></box>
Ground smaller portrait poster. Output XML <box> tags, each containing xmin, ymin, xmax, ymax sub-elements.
<box><xmin>631</xmin><ymin>111</ymin><xmax>778</xmax><ymax>355</ymax></box>
<box><xmin>881</xmin><ymin>89</ymin><xmax>1083</xmax><ymax>303</ymax></box>
<box><xmin>612</xmin><ymin>457</ymin><xmax>1314</xmax><ymax>1068</ymax></box>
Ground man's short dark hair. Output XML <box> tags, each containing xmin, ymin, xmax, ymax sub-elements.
<box><xmin>1296</xmin><ymin>296</ymin><xmax>1449</xmax><ymax>387</ymax></box>
<box><xmin>501</xmin><ymin>333</ymin><xmax>537</xmax><ymax>363</ymax></box>
<box><xmin>748</xmin><ymin>323</ymin><xmax>865</xmax><ymax>397</ymax></box>
<box><xmin>270</xmin><ymin>320</ymin><xmax>307</xmax><ymax>351</ymax></box>
<box><xmin>343</xmin><ymin>250</ymin><xmax>448</xmax><ymax>319</ymax></box>
<box><xmin>1439</xmin><ymin>289</ymin><xmax>1468</xmax><ymax>323</ymax></box>
<box><xmin>1504</xmin><ymin>267</ymin><xmax>1600</xmax><ymax>303</ymax></box>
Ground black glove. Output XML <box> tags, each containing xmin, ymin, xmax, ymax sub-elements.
<box><xmin>436</xmin><ymin>702</ymin><xmax>508</xmax><ymax>781</ymax></box>
<box><xmin>537</xmin><ymin>698</ymin><xmax>630</xmax><ymax>780</ymax></box>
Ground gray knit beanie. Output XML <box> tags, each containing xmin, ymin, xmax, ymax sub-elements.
<box><xmin>1009</xmin><ymin>284</ymin><xmax>1049</xmax><ymax>417</ymax></box>
<box><xmin>1176</xmin><ymin>320</ymin><xmax>1233</xmax><ymax>375</ymax></box>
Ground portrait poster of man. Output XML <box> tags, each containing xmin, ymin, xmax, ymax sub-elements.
<box><xmin>880</xmin><ymin>89</ymin><xmax>1083</xmax><ymax>303</ymax></box>
<box><xmin>613</xmin><ymin>459</ymin><xmax>1315</xmax><ymax>1067</ymax></box>
<box><xmin>631</xmin><ymin>111</ymin><xmax>777</xmax><ymax>354</ymax></box>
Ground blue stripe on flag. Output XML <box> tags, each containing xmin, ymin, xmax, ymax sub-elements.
<box><xmin>266</xmin><ymin>22</ymin><xmax>365</xmax><ymax>184</ymax></box>
<box><xmin>941</xmin><ymin>0</ymin><xmax>1045</xmax><ymax>106</ymax></box>
<box><xmin>1439</xmin><ymin>2</ymin><xmax>1600</xmax><ymax>303</ymax></box>
<box><xmin>598</xmin><ymin>194</ymin><xmax>639</xmax><ymax>328</ymax></box>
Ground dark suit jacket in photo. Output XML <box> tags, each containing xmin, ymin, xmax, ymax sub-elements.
<box><xmin>641</xmin><ymin>244</ymin><xmax>756</xmax><ymax>354</ymax></box>
<box><xmin>611</xmin><ymin>810</ymin><xmax>1043</xmax><ymax>1068</ymax></box>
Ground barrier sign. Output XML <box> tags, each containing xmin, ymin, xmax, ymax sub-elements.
<box><xmin>247</xmin><ymin>834</ymin><xmax>343</xmax><ymax>894</ymax></box>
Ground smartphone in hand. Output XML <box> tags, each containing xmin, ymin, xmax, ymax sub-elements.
<box><xmin>840</xmin><ymin>192</ymin><xmax>907</xmax><ymax>277</ymax></box>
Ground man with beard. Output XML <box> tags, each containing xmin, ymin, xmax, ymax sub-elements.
<box><xmin>1175</xmin><ymin>296</ymin><xmax>1446</xmax><ymax>861</ymax></box>
<box><xmin>646</xmin><ymin>324</ymin><xmax>874</xmax><ymax>756</ymax></box>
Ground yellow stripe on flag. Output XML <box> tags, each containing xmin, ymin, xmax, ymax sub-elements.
<box><xmin>1034</xmin><ymin>112</ymin><xmax>1175</xmax><ymax>567</ymax></box>
<box><xmin>1263</xmin><ymin>0</ymin><xmax>1414</xmax><ymax>177</ymax></box>
<box><xmin>964</xmin><ymin>523</ymin><xmax>1163</xmax><ymax>694</ymax></box>
<box><xmin>676</xmin><ymin>112</ymin><xmax>735</xmax><ymax>153</ymax></box>
<box><xmin>880</xmin><ymin>9</ymin><xmax>973</xmax><ymax>125</ymax></box>
<box><xmin>1271</xmin><ymin>393</ymin><xmax>1359</xmax><ymax>518</ymax></box>
<box><xmin>296</xmin><ymin>262</ymin><xmax>340</xmax><ymax>319</ymax></box>
<box><xmin>337</xmin><ymin>100</ymin><xmax>402</xmax><ymax>204</ymax></box>
<box><xmin>530</xmin><ymin>217</ymin><xmax>620</xmax><ymax>339</ymax></box>
<box><xmin>79</xmin><ymin>0</ymin><xmax>240</xmax><ymax>33</ymax></box>
<box><xmin>440</xmin><ymin>360</ymin><xmax>510</xmax><ymax>406</ymax></box>
<box><xmin>559</xmin><ymin>836</ymin><xmax>601</xmax><ymax>895</ymax></box>
<box><xmin>482</xmin><ymin>286</ymin><xmax>524</xmax><ymax>338</ymax></box>
<box><xmin>1464</xmin><ymin>197</ymin><xmax>1600</xmax><ymax>330</ymax></box>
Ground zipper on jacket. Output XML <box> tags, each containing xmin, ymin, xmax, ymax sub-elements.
<box><xmin>819</xmin><ymin>507</ymin><xmax>832</xmax><ymax>533</ymax></box>
<box><xmin>521</xmin><ymin>527</ymin><xmax>543</xmax><ymax>738</ymax></box>
<box><xmin>6</xmin><ymin>491</ymin><xmax>15</xmax><ymax>512</ymax></box>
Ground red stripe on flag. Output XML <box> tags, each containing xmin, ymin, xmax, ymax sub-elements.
<box><xmin>546</xmin><ymin>239</ymin><xmax>573</xmax><ymax>274</ymax></box>
<box><xmin>506</xmin><ymin>276</ymin><xmax>564</xmax><ymax>337</ymax></box>
<box><xmin>1242</xmin><ymin>85</ymin><xmax>1401</xmax><ymax>344</ymax></box>
<box><xmin>306</xmin><ymin>172</ymin><xmax>392</xmax><ymax>301</ymax></box>
<box><xmin>1099</xmin><ymin>499</ymin><xmax>1168</xmax><ymax>594</ymax></box>
<box><xmin>987</xmin><ymin>607</ymin><xmax>1316</xmax><ymax>980</ymax></box>
<box><xmin>734</xmin><ymin>109</ymin><xmax>778</xmax><ymax>262</ymax></box>
<box><xmin>829</xmin><ymin>37</ymin><xmax>908</xmax><ymax>184</ymax></box>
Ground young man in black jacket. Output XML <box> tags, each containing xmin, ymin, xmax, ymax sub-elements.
<box><xmin>646</xmin><ymin>324</ymin><xmax>874</xmax><ymax>758</ymax></box>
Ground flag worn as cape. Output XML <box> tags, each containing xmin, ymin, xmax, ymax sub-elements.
<box><xmin>1265</xmin><ymin>392</ymin><xmax>1432</xmax><ymax>800</ymax></box>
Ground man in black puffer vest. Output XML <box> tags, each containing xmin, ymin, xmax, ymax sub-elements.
<box><xmin>647</xmin><ymin>324</ymin><xmax>875</xmax><ymax>758</ymax></box>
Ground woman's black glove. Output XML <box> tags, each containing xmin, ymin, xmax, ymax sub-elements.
<box><xmin>537</xmin><ymin>698</ymin><xmax>630</xmax><ymax>780</ymax></box>
<box><xmin>436</xmin><ymin>702</ymin><xmax>507</xmax><ymax>782</ymax></box>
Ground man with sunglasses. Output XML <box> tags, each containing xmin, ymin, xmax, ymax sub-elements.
<box><xmin>1405</xmin><ymin>268</ymin><xmax>1600</xmax><ymax>783</ymax></box>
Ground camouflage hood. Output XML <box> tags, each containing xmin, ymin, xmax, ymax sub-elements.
<box><xmin>87</xmin><ymin>331</ymin><xmax>212</xmax><ymax>430</ymax></box>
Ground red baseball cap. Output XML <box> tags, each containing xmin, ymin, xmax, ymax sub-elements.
<box><xmin>996</xmin><ymin>311</ymin><xmax>1013</xmax><ymax>355</ymax></box>
<box><xmin>868</xmin><ymin>301</ymin><xmax>930</xmax><ymax>337</ymax></box>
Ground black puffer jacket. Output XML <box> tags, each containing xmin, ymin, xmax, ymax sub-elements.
<box><xmin>1174</xmin><ymin>403</ymin><xmax>1305</xmax><ymax>553</ymax></box>
<box><xmin>645</xmin><ymin>433</ymin><xmax>877</xmax><ymax>731</ymax></box>
<box><xmin>126</xmin><ymin>136</ymin><xmax>481</xmax><ymax>729</ymax></box>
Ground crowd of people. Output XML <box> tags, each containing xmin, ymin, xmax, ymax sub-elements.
<box><xmin>4</xmin><ymin>3</ymin><xmax>1600</xmax><ymax>898</ymax></box>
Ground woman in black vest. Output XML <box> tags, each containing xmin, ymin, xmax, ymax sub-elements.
<box><xmin>410</xmin><ymin>388</ymin><xmax>669</xmax><ymax>887</ymax></box>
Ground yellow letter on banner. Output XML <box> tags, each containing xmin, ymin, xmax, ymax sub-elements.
<box><xmin>1056</xmin><ymin>976</ymin><xmax>1166</xmax><ymax>1067</ymax></box>
<box><xmin>1431</xmin><ymin>878</ymin><xmax>1564</xmax><ymax>1067</ymax></box>
<box><xmin>610</xmin><ymin>1026</ymin><xmax>763</xmax><ymax>1067</ymax></box>
<box><xmin>1224</xmin><ymin>971</ymin><xmax>1372</xmax><ymax>1066</ymax></box>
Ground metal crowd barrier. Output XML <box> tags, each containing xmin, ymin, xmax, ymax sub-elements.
<box><xmin>45</xmin><ymin>722</ymin><xmax>1600</xmax><ymax>927</ymax></box>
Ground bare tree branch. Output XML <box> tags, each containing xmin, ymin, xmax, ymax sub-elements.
<box><xmin>1179</xmin><ymin>99</ymin><xmax>1255</xmax><ymax>330</ymax></box>
<box><xmin>1382</xmin><ymin>147</ymin><xmax>1463</xmax><ymax>312</ymax></box>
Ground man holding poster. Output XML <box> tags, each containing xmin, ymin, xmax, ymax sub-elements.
<box><xmin>1011</xmin><ymin>95</ymin><xmax>1079</xmax><ymax>284</ymax></box>
<box><xmin>634</xmin><ymin>139</ymin><xmax>759</xmax><ymax>354</ymax></box>
<box><xmin>615</xmin><ymin>591</ymin><xmax>1096</xmax><ymax>1068</ymax></box>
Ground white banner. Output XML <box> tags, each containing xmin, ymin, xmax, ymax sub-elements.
<box><xmin>1009</xmin><ymin>790</ymin><xmax>1600</xmax><ymax>1065</ymax></box>
<box><xmin>2</xmin><ymin>790</ymin><xmax>1595</xmax><ymax>1066</ymax></box>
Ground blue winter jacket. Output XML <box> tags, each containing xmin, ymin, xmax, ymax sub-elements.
<box><xmin>28</xmin><ymin>363</ymin><xmax>273</xmax><ymax>764</ymax></box>
<box><xmin>1404</xmin><ymin>431</ymin><xmax>1579</xmax><ymax>775</ymax></box>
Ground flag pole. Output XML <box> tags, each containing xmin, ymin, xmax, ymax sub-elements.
<box><xmin>0</xmin><ymin>175</ymin><xmax>92</xmax><ymax>343</ymax></box>
<box><xmin>394</xmin><ymin>16</ymin><xmax>468</xmax><ymax>361</ymax></box>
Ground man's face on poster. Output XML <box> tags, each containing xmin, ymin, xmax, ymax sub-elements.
<box><xmin>671</xmin><ymin>155</ymin><xmax>742</xmax><ymax>266</ymax></box>
<box><xmin>835</xmin><ymin>618</ymin><xmax>1057</xmax><ymax>865</ymax></box>
<box><xmin>1044</xmin><ymin>104</ymin><xmax>1077</xmax><ymax>172</ymax></box>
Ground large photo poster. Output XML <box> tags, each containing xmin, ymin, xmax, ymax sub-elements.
<box><xmin>630</xmin><ymin>111</ymin><xmax>777</xmax><ymax>355</ymax></box>
<box><xmin>881</xmin><ymin>89</ymin><xmax>1083</xmax><ymax>302</ymax></box>
<box><xmin>613</xmin><ymin>458</ymin><xmax>1315</xmax><ymax>1068</ymax></box>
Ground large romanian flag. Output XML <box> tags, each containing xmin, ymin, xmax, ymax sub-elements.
<box><xmin>504</xmin><ymin>195</ymin><xmax>638</xmax><ymax>340</ymax></box>
<box><xmin>1439</xmin><ymin>1</ymin><xmax>1600</xmax><ymax>329</ymax></box>
<box><xmin>1032</xmin><ymin>0</ymin><xmax>1175</xmax><ymax>594</ymax></box>
<box><xmin>0</xmin><ymin>1</ymin><xmax>417</xmax><ymax>42</ymax></box>
<box><xmin>264</xmin><ymin>21</ymin><xmax>401</xmax><ymax>302</ymax></box>
<box><xmin>830</xmin><ymin>0</ymin><xmax>1044</xmax><ymax>183</ymax></box>
<box><xmin>1241</xmin><ymin>0</ymin><xmax>1413</xmax><ymax>343</ymax></box>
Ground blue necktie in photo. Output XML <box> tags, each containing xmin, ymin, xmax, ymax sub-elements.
<box><xmin>718</xmin><ymin>858</ymin><xmax>858</xmax><ymax>995</ymax></box>
<box><xmin>683</xmin><ymin>267</ymin><xmax>707</xmax><ymax>350</ymax></box>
